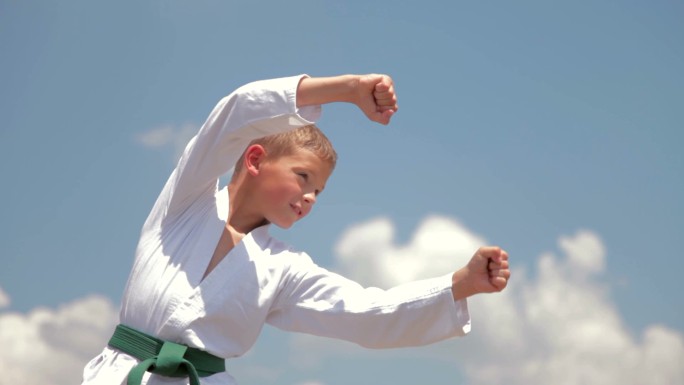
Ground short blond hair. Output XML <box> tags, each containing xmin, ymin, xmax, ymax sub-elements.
<box><xmin>232</xmin><ymin>124</ymin><xmax>337</xmax><ymax>177</ymax></box>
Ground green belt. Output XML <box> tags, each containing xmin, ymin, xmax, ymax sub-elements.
<box><xmin>108</xmin><ymin>324</ymin><xmax>225</xmax><ymax>385</ymax></box>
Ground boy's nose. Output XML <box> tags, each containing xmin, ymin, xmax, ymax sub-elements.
<box><xmin>303</xmin><ymin>192</ymin><xmax>317</xmax><ymax>205</ymax></box>
<box><xmin>299</xmin><ymin>193</ymin><xmax>316</xmax><ymax>218</ymax></box>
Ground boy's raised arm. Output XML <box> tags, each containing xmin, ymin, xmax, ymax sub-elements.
<box><xmin>297</xmin><ymin>74</ymin><xmax>398</xmax><ymax>125</ymax></box>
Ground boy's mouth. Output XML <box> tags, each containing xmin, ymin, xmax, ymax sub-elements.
<box><xmin>290</xmin><ymin>204</ymin><xmax>303</xmax><ymax>217</ymax></box>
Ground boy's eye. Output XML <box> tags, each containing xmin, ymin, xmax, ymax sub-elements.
<box><xmin>297</xmin><ymin>172</ymin><xmax>308</xmax><ymax>180</ymax></box>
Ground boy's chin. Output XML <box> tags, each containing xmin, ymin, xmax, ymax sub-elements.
<box><xmin>272</xmin><ymin>219</ymin><xmax>296</xmax><ymax>230</ymax></box>
<box><xmin>268</xmin><ymin>212</ymin><xmax>304</xmax><ymax>230</ymax></box>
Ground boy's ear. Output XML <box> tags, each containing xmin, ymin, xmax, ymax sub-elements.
<box><xmin>244</xmin><ymin>144</ymin><xmax>267</xmax><ymax>176</ymax></box>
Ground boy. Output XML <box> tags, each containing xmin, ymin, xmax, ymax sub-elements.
<box><xmin>81</xmin><ymin>74</ymin><xmax>510</xmax><ymax>385</ymax></box>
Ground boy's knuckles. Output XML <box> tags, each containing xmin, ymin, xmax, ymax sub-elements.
<box><xmin>375</xmin><ymin>96</ymin><xmax>396</xmax><ymax>106</ymax></box>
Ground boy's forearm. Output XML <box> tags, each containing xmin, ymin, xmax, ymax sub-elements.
<box><xmin>296</xmin><ymin>75</ymin><xmax>360</xmax><ymax>107</ymax></box>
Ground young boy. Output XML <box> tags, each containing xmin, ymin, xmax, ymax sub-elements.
<box><xmin>81</xmin><ymin>74</ymin><xmax>510</xmax><ymax>385</ymax></box>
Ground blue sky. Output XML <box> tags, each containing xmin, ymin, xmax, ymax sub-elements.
<box><xmin>1</xmin><ymin>1</ymin><xmax>683</xmax><ymax>384</ymax></box>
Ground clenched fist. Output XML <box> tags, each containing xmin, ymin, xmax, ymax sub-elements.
<box><xmin>451</xmin><ymin>246</ymin><xmax>511</xmax><ymax>301</ymax></box>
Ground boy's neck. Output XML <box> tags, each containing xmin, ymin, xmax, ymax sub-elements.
<box><xmin>227</xmin><ymin>180</ymin><xmax>267</xmax><ymax>235</ymax></box>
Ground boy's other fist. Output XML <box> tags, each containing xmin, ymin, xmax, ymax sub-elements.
<box><xmin>451</xmin><ymin>246</ymin><xmax>511</xmax><ymax>301</ymax></box>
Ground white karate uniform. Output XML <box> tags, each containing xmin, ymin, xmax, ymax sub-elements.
<box><xmin>81</xmin><ymin>75</ymin><xmax>471</xmax><ymax>385</ymax></box>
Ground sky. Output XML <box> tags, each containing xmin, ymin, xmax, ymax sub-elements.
<box><xmin>1</xmin><ymin>0</ymin><xmax>683</xmax><ymax>384</ymax></box>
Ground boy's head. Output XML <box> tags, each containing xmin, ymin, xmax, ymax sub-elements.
<box><xmin>231</xmin><ymin>125</ymin><xmax>337</xmax><ymax>229</ymax></box>
<box><xmin>232</xmin><ymin>124</ymin><xmax>337</xmax><ymax>177</ymax></box>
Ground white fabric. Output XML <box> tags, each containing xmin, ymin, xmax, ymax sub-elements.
<box><xmin>81</xmin><ymin>75</ymin><xmax>471</xmax><ymax>385</ymax></box>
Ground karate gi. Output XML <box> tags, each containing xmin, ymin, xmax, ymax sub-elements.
<box><xmin>81</xmin><ymin>75</ymin><xmax>471</xmax><ymax>385</ymax></box>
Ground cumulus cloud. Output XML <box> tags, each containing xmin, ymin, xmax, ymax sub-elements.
<box><xmin>135</xmin><ymin>123</ymin><xmax>198</xmax><ymax>162</ymax></box>
<box><xmin>334</xmin><ymin>215</ymin><xmax>487</xmax><ymax>288</ymax></box>
<box><xmin>461</xmin><ymin>229</ymin><xmax>683</xmax><ymax>385</ymax></box>
<box><xmin>0</xmin><ymin>291</ymin><xmax>118</xmax><ymax>385</ymax></box>
<box><xmin>289</xmin><ymin>216</ymin><xmax>684</xmax><ymax>385</ymax></box>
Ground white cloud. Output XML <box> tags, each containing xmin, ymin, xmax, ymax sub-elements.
<box><xmin>559</xmin><ymin>229</ymin><xmax>606</xmax><ymax>275</ymax></box>
<box><xmin>334</xmin><ymin>215</ymin><xmax>487</xmax><ymax>288</ymax></box>
<box><xmin>288</xmin><ymin>333</ymin><xmax>364</xmax><ymax>369</ymax></box>
<box><xmin>290</xmin><ymin>216</ymin><xmax>684</xmax><ymax>385</ymax></box>
<box><xmin>135</xmin><ymin>123</ymin><xmax>198</xmax><ymax>162</ymax></box>
<box><xmin>460</xmin><ymin>228</ymin><xmax>684</xmax><ymax>385</ymax></box>
<box><xmin>0</xmin><ymin>292</ymin><xmax>118</xmax><ymax>385</ymax></box>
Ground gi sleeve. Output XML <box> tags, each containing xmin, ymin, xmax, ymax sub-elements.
<box><xmin>148</xmin><ymin>75</ymin><xmax>321</xmax><ymax>222</ymax></box>
<box><xmin>267</xmin><ymin>256</ymin><xmax>471</xmax><ymax>349</ymax></box>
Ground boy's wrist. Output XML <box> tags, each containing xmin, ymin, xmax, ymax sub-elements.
<box><xmin>343</xmin><ymin>74</ymin><xmax>362</xmax><ymax>104</ymax></box>
<box><xmin>451</xmin><ymin>268</ymin><xmax>476</xmax><ymax>301</ymax></box>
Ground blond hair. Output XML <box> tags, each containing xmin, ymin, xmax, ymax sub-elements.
<box><xmin>232</xmin><ymin>124</ymin><xmax>337</xmax><ymax>177</ymax></box>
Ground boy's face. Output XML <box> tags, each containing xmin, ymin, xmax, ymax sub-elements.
<box><xmin>254</xmin><ymin>149</ymin><xmax>333</xmax><ymax>229</ymax></box>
